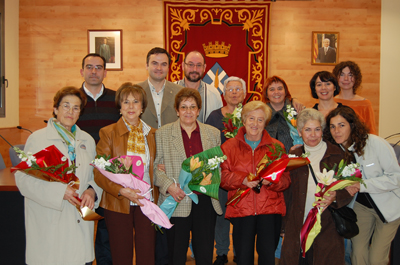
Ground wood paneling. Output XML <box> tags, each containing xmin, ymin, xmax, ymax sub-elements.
<box><xmin>0</xmin><ymin>0</ymin><xmax>382</xmax><ymax>167</ymax></box>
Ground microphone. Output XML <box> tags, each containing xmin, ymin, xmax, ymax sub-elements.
<box><xmin>17</xmin><ymin>126</ymin><xmax>33</xmax><ymax>134</ymax></box>
<box><xmin>0</xmin><ymin>134</ymin><xmax>14</xmax><ymax>148</ymax></box>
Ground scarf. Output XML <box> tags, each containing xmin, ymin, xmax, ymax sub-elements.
<box><xmin>49</xmin><ymin>118</ymin><xmax>77</xmax><ymax>161</ymax></box>
<box><xmin>123</xmin><ymin>116</ymin><xmax>146</xmax><ymax>156</ymax></box>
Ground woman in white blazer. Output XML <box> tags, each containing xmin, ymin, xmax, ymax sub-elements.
<box><xmin>15</xmin><ymin>87</ymin><xmax>102</xmax><ymax>265</ymax></box>
<box><xmin>325</xmin><ymin>105</ymin><xmax>400</xmax><ymax>265</ymax></box>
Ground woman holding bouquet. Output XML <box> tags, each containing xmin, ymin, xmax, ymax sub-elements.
<box><xmin>220</xmin><ymin>101</ymin><xmax>291</xmax><ymax>265</ymax></box>
<box><xmin>280</xmin><ymin>108</ymin><xmax>353</xmax><ymax>265</ymax></box>
<box><xmin>15</xmin><ymin>87</ymin><xmax>101</xmax><ymax>265</ymax></box>
<box><xmin>154</xmin><ymin>88</ymin><xmax>222</xmax><ymax>265</ymax></box>
<box><xmin>325</xmin><ymin>106</ymin><xmax>400</xmax><ymax>265</ymax></box>
<box><xmin>263</xmin><ymin>75</ymin><xmax>304</xmax><ymax>152</ymax></box>
<box><xmin>94</xmin><ymin>83</ymin><xmax>157</xmax><ymax>265</ymax></box>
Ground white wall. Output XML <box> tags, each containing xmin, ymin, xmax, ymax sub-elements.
<box><xmin>380</xmin><ymin>0</ymin><xmax>400</xmax><ymax>140</ymax></box>
<box><xmin>0</xmin><ymin>0</ymin><xmax>18</xmax><ymax>128</ymax></box>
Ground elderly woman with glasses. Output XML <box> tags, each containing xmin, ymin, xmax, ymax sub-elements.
<box><xmin>154</xmin><ymin>87</ymin><xmax>222</xmax><ymax>265</ymax></box>
<box><xmin>15</xmin><ymin>86</ymin><xmax>102</xmax><ymax>265</ymax></box>
<box><xmin>94</xmin><ymin>83</ymin><xmax>158</xmax><ymax>265</ymax></box>
<box><xmin>280</xmin><ymin>108</ymin><xmax>353</xmax><ymax>265</ymax></box>
<box><xmin>206</xmin><ymin>76</ymin><xmax>246</xmax><ymax>264</ymax></box>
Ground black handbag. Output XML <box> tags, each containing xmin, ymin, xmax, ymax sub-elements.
<box><xmin>308</xmin><ymin>164</ymin><xmax>359</xmax><ymax>239</ymax></box>
<box><xmin>328</xmin><ymin>205</ymin><xmax>359</xmax><ymax>239</ymax></box>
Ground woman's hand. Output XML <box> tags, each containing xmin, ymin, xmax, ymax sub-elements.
<box><xmin>292</xmin><ymin>99</ymin><xmax>306</xmax><ymax>112</ymax></box>
<box><xmin>119</xmin><ymin>187</ymin><xmax>145</xmax><ymax>206</ymax></box>
<box><xmin>167</xmin><ymin>183</ymin><xmax>186</xmax><ymax>203</ymax></box>
<box><xmin>262</xmin><ymin>179</ymin><xmax>271</xmax><ymax>186</ymax></box>
<box><xmin>80</xmin><ymin>188</ymin><xmax>96</xmax><ymax>210</ymax></box>
<box><xmin>289</xmin><ymin>144</ymin><xmax>303</xmax><ymax>152</ymax></box>
<box><xmin>315</xmin><ymin>191</ymin><xmax>336</xmax><ymax>212</ymax></box>
<box><xmin>63</xmin><ymin>185</ymin><xmax>80</xmax><ymax>206</ymax></box>
<box><xmin>242</xmin><ymin>176</ymin><xmax>259</xmax><ymax>188</ymax></box>
<box><xmin>345</xmin><ymin>183</ymin><xmax>360</xmax><ymax>196</ymax></box>
<box><xmin>158</xmin><ymin>164</ymin><xmax>166</xmax><ymax>172</ymax></box>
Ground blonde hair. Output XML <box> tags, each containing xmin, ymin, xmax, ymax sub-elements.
<box><xmin>241</xmin><ymin>101</ymin><xmax>272</xmax><ymax>126</ymax></box>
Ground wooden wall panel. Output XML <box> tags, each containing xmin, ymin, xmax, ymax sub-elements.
<box><xmin>0</xmin><ymin>0</ymin><xmax>381</xmax><ymax>167</ymax></box>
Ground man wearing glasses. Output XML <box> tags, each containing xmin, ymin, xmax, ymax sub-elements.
<box><xmin>77</xmin><ymin>53</ymin><xmax>120</xmax><ymax>265</ymax></box>
<box><xmin>176</xmin><ymin>50</ymin><xmax>223</xmax><ymax>123</ymax></box>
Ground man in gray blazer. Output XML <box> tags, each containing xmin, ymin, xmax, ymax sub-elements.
<box><xmin>138</xmin><ymin>47</ymin><xmax>183</xmax><ymax>129</ymax></box>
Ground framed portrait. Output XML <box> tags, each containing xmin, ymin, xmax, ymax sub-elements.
<box><xmin>87</xmin><ymin>29</ymin><xmax>123</xmax><ymax>71</ymax></box>
<box><xmin>311</xmin><ymin>31</ymin><xmax>339</xmax><ymax>65</ymax></box>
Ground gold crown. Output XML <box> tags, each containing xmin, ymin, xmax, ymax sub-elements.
<box><xmin>202</xmin><ymin>41</ymin><xmax>231</xmax><ymax>58</ymax></box>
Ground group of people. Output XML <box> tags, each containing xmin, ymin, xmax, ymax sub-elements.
<box><xmin>14</xmin><ymin>47</ymin><xmax>400</xmax><ymax>265</ymax></box>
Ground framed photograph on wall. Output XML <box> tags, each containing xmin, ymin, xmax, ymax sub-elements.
<box><xmin>88</xmin><ymin>29</ymin><xmax>123</xmax><ymax>71</ymax></box>
<box><xmin>311</xmin><ymin>31</ymin><xmax>339</xmax><ymax>65</ymax></box>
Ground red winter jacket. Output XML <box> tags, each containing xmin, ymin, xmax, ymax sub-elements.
<box><xmin>220</xmin><ymin>127</ymin><xmax>291</xmax><ymax>219</ymax></box>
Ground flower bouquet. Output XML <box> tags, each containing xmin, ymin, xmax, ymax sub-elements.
<box><xmin>222</xmin><ymin>103</ymin><xmax>243</xmax><ymax>138</ymax></box>
<box><xmin>226</xmin><ymin>144</ymin><xmax>310</xmax><ymax>206</ymax></box>
<box><xmin>11</xmin><ymin>145</ymin><xmax>102</xmax><ymax>221</ymax></box>
<box><xmin>159</xmin><ymin>146</ymin><xmax>227</xmax><ymax>218</ymax></box>
<box><xmin>92</xmin><ymin>155</ymin><xmax>173</xmax><ymax>229</ymax></box>
<box><xmin>283</xmin><ymin>104</ymin><xmax>303</xmax><ymax>146</ymax></box>
<box><xmin>300</xmin><ymin>160</ymin><xmax>365</xmax><ymax>256</ymax></box>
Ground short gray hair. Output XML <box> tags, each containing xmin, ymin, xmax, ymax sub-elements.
<box><xmin>297</xmin><ymin>108</ymin><xmax>326</xmax><ymax>132</ymax></box>
<box><xmin>223</xmin><ymin>76</ymin><xmax>246</xmax><ymax>96</ymax></box>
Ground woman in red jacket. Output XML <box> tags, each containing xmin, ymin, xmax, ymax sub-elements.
<box><xmin>220</xmin><ymin>101</ymin><xmax>291</xmax><ymax>265</ymax></box>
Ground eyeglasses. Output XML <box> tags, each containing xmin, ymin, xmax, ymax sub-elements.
<box><xmin>179</xmin><ymin>105</ymin><xmax>198</xmax><ymax>112</ymax></box>
<box><xmin>60</xmin><ymin>103</ymin><xmax>80</xmax><ymax>113</ymax></box>
<box><xmin>85</xmin><ymin>65</ymin><xmax>104</xmax><ymax>71</ymax></box>
<box><xmin>184</xmin><ymin>62</ymin><xmax>204</xmax><ymax>69</ymax></box>
<box><xmin>226</xmin><ymin>88</ymin><xmax>243</xmax><ymax>93</ymax></box>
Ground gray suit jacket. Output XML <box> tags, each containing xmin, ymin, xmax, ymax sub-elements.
<box><xmin>154</xmin><ymin>119</ymin><xmax>223</xmax><ymax>217</ymax></box>
<box><xmin>138</xmin><ymin>80</ymin><xmax>183</xmax><ymax>128</ymax></box>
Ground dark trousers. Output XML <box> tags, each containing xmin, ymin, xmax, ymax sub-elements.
<box><xmin>166</xmin><ymin>195</ymin><xmax>217</xmax><ymax>265</ymax></box>
<box><xmin>104</xmin><ymin>206</ymin><xmax>156</xmax><ymax>265</ymax></box>
<box><xmin>95</xmin><ymin>207</ymin><xmax>112</xmax><ymax>265</ymax></box>
<box><xmin>230</xmin><ymin>214</ymin><xmax>281</xmax><ymax>265</ymax></box>
<box><xmin>155</xmin><ymin>228</ymin><xmax>169</xmax><ymax>265</ymax></box>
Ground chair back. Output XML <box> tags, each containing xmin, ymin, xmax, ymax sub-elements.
<box><xmin>0</xmin><ymin>153</ymin><xmax>5</xmax><ymax>170</ymax></box>
<box><xmin>9</xmin><ymin>144</ymin><xmax>25</xmax><ymax>167</ymax></box>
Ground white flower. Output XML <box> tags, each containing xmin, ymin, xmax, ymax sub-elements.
<box><xmin>288</xmin><ymin>154</ymin><xmax>298</xmax><ymax>158</ymax></box>
<box><xmin>232</xmin><ymin>104</ymin><xmax>243</xmax><ymax>119</ymax></box>
<box><xmin>61</xmin><ymin>156</ymin><xmax>67</xmax><ymax>162</ymax></box>
<box><xmin>315</xmin><ymin>168</ymin><xmax>337</xmax><ymax>185</ymax></box>
<box><xmin>207</xmin><ymin>155</ymin><xmax>227</xmax><ymax>170</ymax></box>
<box><xmin>342</xmin><ymin>163</ymin><xmax>360</xmax><ymax>177</ymax></box>
<box><xmin>92</xmin><ymin>157</ymin><xmax>111</xmax><ymax>170</ymax></box>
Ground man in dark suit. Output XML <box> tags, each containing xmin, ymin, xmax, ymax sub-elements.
<box><xmin>138</xmin><ymin>47</ymin><xmax>183</xmax><ymax>129</ymax></box>
<box><xmin>317</xmin><ymin>38</ymin><xmax>337</xmax><ymax>63</ymax></box>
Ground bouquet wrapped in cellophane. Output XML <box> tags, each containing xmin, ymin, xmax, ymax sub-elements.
<box><xmin>160</xmin><ymin>146</ymin><xmax>227</xmax><ymax>218</ymax></box>
<box><xmin>226</xmin><ymin>144</ymin><xmax>310</xmax><ymax>206</ymax></box>
<box><xmin>92</xmin><ymin>155</ymin><xmax>173</xmax><ymax>229</ymax></box>
<box><xmin>11</xmin><ymin>145</ymin><xmax>102</xmax><ymax>221</ymax></box>
<box><xmin>300</xmin><ymin>160</ymin><xmax>366</xmax><ymax>256</ymax></box>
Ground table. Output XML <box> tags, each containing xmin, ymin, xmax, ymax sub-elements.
<box><xmin>0</xmin><ymin>168</ymin><xmax>26</xmax><ymax>265</ymax></box>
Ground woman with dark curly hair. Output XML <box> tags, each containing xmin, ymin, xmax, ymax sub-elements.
<box><xmin>309</xmin><ymin>71</ymin><xmax>342</xmax><ymax>117</ymax></box>
<box><xmin>324</xmin><ymin>106</ymin><xmax>400</xmax><ymax>265</ymax></box>
<box><xmin>332</xmin><ymin>61</ymin><xmax>376</xmax><ymax>134</ymax></box>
